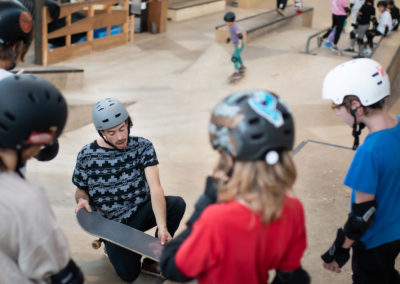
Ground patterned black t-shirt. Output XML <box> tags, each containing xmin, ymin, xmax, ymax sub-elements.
<box><xmin>72</xmin><ymin>136</ymin><xmax>159</xmax><ymax>222</ymax></box>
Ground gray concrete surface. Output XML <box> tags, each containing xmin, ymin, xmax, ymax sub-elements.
<box><xmin>21</xmin><ymin>0</ymin><xmax>400</xmax><ymax>283</ymax></box>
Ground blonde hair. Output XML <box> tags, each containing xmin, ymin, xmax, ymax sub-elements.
<box><xmin>218</xmin><ymin>151</ymin><xmax>296</xmax><ymax>224</ymax></box>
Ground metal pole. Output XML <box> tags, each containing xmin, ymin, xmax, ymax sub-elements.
<box><xmin>34</xmin><ymin>0</ymin><xmax>45</xmax><ymax>65</ymax></box>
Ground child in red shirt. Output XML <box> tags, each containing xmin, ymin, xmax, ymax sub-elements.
<box><xmin>160</xmin><ymin>90</ymin><xmax>310</xmax><ymax>284</ymax></box>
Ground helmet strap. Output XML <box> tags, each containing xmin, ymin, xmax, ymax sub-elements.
<box><xmin>15</xmin><ymin>149</ymin><xmax>26</xmax><ymax>178</ymax></box>
<box><xmin>6</xmin><ymin>48</ymin><xmax>16</xmax><ymax>71</ymax></box>
<box><xmin>350</xmin><ymin>107</ymin><xmax>365</xmax><ymax>150</ymax></box>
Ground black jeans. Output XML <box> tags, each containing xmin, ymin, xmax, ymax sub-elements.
<box><xmin>352</xmin><ymin>239</ymin><xmax>400</xmax><ymax>284</ymax></box>
<box><xmin>323</xmin><ymin>14</ymin><xmax>348</xmax><ymax>45</ymax></box>
<box><xmin>104</xmin><ymin>196</ymin><xmax>186</xmax><ymax>282</ymax></box>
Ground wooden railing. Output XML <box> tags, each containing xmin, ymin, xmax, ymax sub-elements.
<box><xmin>38</xmin><ymin>0</ymin><xmax>134</xmax><ymax>66</ymax></box>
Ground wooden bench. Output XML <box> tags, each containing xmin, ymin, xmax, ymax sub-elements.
<box><xmin>215</xmin><ymin>6</ymin><xmax>313</xmax><ymax>44</ymax></box>
<box><xmin>37</xmin><ymin>0</ymin><xmax>134</xmax><ymax>66</ymax></box>
<box><xmin>168</xmin><ymin>0</ymin><xmax>225</xmax><ymax>22</ymax></box>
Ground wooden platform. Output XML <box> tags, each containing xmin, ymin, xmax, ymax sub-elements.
<box><xmin>215</xmin><ymin>6</ymin><xmax>313</xmax><ymax>44</ymax></box>
<box><xmin>168</xmin><ymin>0</ymin><xmax>225</xmax><ymax>22</ymax></box>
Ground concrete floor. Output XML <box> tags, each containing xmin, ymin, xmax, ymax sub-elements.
<box><xmin>21</xmin><ymin>0</ymin><xmax>400</xmax><ymax>283</ymax></box>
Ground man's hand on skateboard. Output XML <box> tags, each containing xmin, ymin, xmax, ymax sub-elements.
<box><xmin>75</xmin><ymin>198</ymin><xmax>92</xmax><ymax>213</ymax></box>
<box><xmin>158</xmin><ymin>227</ymin><xmax>172</xmax><ymax>245</ymax></box>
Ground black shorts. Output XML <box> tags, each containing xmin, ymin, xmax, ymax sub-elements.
<box><xmin>352</xmin><ymin>239</ymin><xmax>400</xmax><ymax>284</ymax></box>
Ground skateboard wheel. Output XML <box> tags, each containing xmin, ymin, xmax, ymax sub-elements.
<box><xmin>92</xmin><ymin>239</ymin><xmax>102</xmax><ymax>249</ymax></box>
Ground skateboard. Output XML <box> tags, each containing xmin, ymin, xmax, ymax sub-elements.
<box><xmin>76</xmin><ymin>208</ymin><xmax>163</xmax><ymax>262</ymax></box>
<box><xmin>228</xmin><ymin>70</ymin><xmax>245</xmax><ymax>84</ymax></box>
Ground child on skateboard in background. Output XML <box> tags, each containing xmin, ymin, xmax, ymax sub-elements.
<box><xmin>321</xmin><ymin>58</ymin><xmax>400</xmax><ymax>283</ymax></box>
<box><xmin>224</xmin><ymin>11</ymin><xmax>246</xmax><ymax>79</ymax></box>
<box><xmin>160</xmin><ymin>89</ymin><xmax>310</xmax><ymax>284</ymax></box>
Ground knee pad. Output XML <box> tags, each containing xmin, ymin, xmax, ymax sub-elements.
<box><xmin>350</xmin><ymin>31</ymin><xmax>356</xmax><ymax>39</ymax></box>
<box><xmin>231</xmin><ymin>56</ymin><xmax>239</xmax><ymax>63</ymax></box>
<box><xmin>357</xmin><ymin>38</ymin><xmax>364</xmax><ymax>45</ymax></box>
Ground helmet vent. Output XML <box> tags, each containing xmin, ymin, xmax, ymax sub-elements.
<box><xmin>377</xmin><ymin>81</ymin><xmax>383</xmax><ymax>85</ymax></box>
<box><xmin>372</xmin><ymin>72</ymin><xmax>379</xmax><ymax>77</ymax></box>
<box><xmin>45</xmin><ymin>91</ymin><xmax>50</xmax><ymax>100</ymax></box>
<box><xmin>251</xmin><ymin>133</ymin><xmax>263</xmax><ymax>140</ymax></box>
<box><xmin>249</xmin><ymin>117</ymin><xmax>259</xmax><ymax>124</ymax></box>
<box><xmin>5</xmin><ymin>112</ymin><xmax>15</xmax><ymax>121</ymax></box>
<box><xmin>57</xmin><ymin>94</ymin><xmax>63</xmax><ymax>103</ymax></box>
<box><xmin>28</xmin><ymin>92</ymin><xmax>37</xmax><ymax>103</ymax></box>
<box><xmin>236</xmin><ymin>96</ymin><xmax>247</xmax><ymax>103</ymax></box>
<box><xmin>115</xmin><ymin>113</ymin><xmax>121</xmax><ymax>118</ymax></box>
<box><xmin>102</xmin><ymin>119</ymin><xmax>109</xmax><ymax>123</ymax></box>
<box><xmin>109</xmin><ymin>103</ymin><xmax>115</xmax><ymax>107</ymax></box>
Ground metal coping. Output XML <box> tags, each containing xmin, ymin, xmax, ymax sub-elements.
<box><xmin>12</xmin><ymin>68</ymin><xmax>84</xmax><ymax>74</ymax></box>
<box><xmin>215</xmin><ymin>6</ymin><xmax>313</xmax><ymax>30</ymax></box>
<box><xmin>168</xmin><ymin>0</ymin><xmax>221</xmax><ymax>10</ymax></box>
<box><xmin>292</xmin><ymin>139</ymin><xmax>353</xmax><ymax>156</ymax></box>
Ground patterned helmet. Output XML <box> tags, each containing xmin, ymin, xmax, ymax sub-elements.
<box><xmin>0</xmin><ymin>0</ymin><xmax>33</xmax><ymax>46</ymax></box>
<box><xmin>209</xmin><ymin>90</ymin><xmax>295</xmax><ymax>161</ymax></box>
<box><xmin>92</xmin><ymin>98</ymin><xmax>129</xmax><ymax>131</ymax></box>
<box><xmin>0</xmin><ymin>74</ymin><xmax>67</xmax><ymax>151</ymax></box>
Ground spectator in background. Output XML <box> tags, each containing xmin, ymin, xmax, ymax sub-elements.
<box><xmin>318</xmin><ymin>0</ymin><xmax>351</xmax><ymax>51</ymax></box>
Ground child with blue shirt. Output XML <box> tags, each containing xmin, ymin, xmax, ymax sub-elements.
<box><xmin>224</xmin><ymin>11</ymin><xmax>246</xmax><ymax>79</ymax></box>
<box><xmin>321</xmin><ymin>58</ymin><xmax>400</xmax><ymax>284</ymax></box>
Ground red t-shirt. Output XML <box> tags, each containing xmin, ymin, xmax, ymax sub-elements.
<box><xmin>175</xmin><ymin>196</ymin><xmax>307</xmax><ymax>284</ymax></box>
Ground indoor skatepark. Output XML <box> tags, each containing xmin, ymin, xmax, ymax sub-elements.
<box><xmin>18</xmin><ymin>0</ymin><xmax>400</xmax><ymax>283</ymax></box>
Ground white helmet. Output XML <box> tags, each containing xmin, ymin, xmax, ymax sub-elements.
<box><xmin>322</xmin><ymin>58</ymin><xmax>390</xmax><ymax>106</ymax></box>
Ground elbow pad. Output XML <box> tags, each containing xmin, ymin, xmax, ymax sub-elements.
<box><xmin>271</xmin><ymin>267</ymin><xmax>311</xmax><ymax>284</ymax></box>
<box><xmin>237</xmin><ymin>32</ymin><xmax>243</xmax><ymax>39</ymax></box>
<box><xmin>344</xmin><ymin>7</ymin><xmax>351</xmax><ymax>14</ymax></box>
<box><xmin>51</xmin><ymin>259</ymin><xmax>84</xmax><ymax>284</ymax></box>
<box><xmin>344</xmin><ymin>200</ymin><xmax>377</xmax><ymax>240</ymax></box>
<box><xmin>372</xmin><ymin>18</ymin><xmax>378</xmax><ymax>26</ymax></box>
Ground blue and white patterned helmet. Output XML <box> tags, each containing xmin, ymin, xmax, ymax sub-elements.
<box><xmin>209</xmin><ymin>90</ymin><xmax>294</xmax><ymax>161</ymax></box>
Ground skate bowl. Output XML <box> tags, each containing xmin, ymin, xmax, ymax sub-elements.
<box><xmin>215</xmin><ymin>5</ymin><xmax>313</xmax><ymax>44</ymax></box>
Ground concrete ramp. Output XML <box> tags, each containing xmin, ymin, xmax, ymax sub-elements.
<box><xmin>293</xmin><ymin>140</ymin><xmax>354</xmax><ymax>283</ymax></box>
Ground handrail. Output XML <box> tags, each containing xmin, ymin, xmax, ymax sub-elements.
<box><xmin>302</xmin><ymin>27</ymin><xmax>329</xmax><ymax>55</ymax></box>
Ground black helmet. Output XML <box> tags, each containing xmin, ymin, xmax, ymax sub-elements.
<box><xmin>0</xmin><ymin>74</ymin><xmax>68</xmax><ymax>151</ymax></box>
<box><xmin>224</xmin><ymin>11</ymin><xmax>235</xmax><ymax>22</ymax></box>
<box><xmin>209</xmin><ymin>90</ymin><xmax>294</xmax><ymax>162</ymax></box>
<box><xmin>0</xmin><ymin>0</ymin><xmax>33</xmax><ymax>47</ymax></box>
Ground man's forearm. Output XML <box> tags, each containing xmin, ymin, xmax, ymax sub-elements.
<box><xmin>151</xmin><ymin>189</ymin><xmax>167</xmax><ymax>230</ymax></box>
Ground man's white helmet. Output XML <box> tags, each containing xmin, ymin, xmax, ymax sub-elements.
<box><xmin>322</xmin><ymin>58</ymin><xmax>390</xmax><ymax>106</ymax></box>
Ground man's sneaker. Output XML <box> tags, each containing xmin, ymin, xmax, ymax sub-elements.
<box><xmin>317</xmin><ymin>36</ymin><xmax>323</xmax><ymax>47</ymax></box>
<box><xmin>364</xmin><ymin>48</ymin><xmax>372</xmax><ymax>56</ymax></box>
<box><xmin>344</xmin><ymin>47</ymin><xmax>355</xmax><ymax>52</ymax></box>
<box><xmin>141</xmin><ymin>258</ymin><xmax>160</xmax><ymax>277</ymax></box>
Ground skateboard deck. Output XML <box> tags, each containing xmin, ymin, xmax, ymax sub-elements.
<box><xmin>76</xmin><ymin>209</ymin><xmax>163</xmax><ymax>262</ymax></box>
<box><xmin>228</xmin><ymin>71</ymin><xmax>245</xmax><ymax>84</ymax></box>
